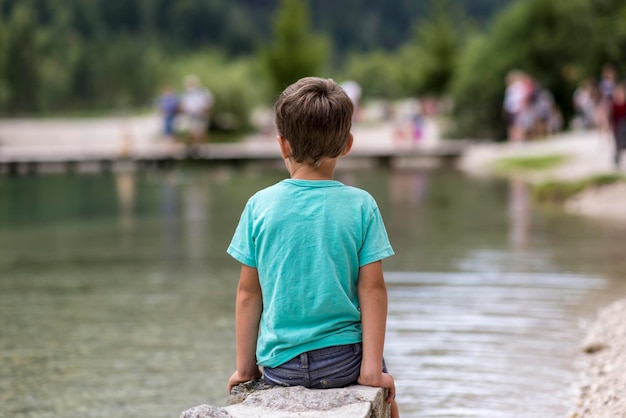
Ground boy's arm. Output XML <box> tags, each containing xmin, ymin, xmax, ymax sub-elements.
<box><xmin>228</xmin><ymin>264</ymin><xmax>263</xmax><ymax>392</ymax></box>
<box><xmin>357</xmin><ymin>260</ymin><xmax>396</xmax><ymax>403</ymax></box>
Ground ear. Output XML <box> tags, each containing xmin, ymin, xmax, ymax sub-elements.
<box><xmin>277</xmin><ymin>135</ymin><xmax>292</xmax><ymax>159</ymax></box>
<box><xmin>340</xmin><ymin>133</ymin><xmax>354</xmax><ymax>157</ymax></box>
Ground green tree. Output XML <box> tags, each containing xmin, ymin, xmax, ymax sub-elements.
<box><xmin>340</xmin><ymin>51</ymin><xmax>403</xmax><ymax>99</ymax></box>
<box><xmin>2</xmin><ymin>1</ymin><xmax>41</xmax><ymax>114</ymax></box>
<box><xmin>586</xmin><ymin>0</ymin><xmax>626</xmax><ymax>75</ymax></box>
<box><xmin>35</xmin><ymin>5</ymin><xmax>85</xmax><ymax>112</ymax></box>
<box><xmin>0</xmin><ymin>5</ymin><xmax>8</xmax><ymax>109</ymax></box>
<box><xmin>399</xmin><ymin>0</ymin><xmax>462</xmax><ymax>97</ymax></box>
<box><xmin>262</xmin><ymin>0</ymin><xmax>329</xmax><ymax>98</ymax></box>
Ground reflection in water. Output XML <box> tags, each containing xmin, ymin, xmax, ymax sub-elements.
<box><xmin>389</xmin><ymin>170</ymin><xmax>429</xmax><ymax>226</ymax></box>
<box><xmin>161</xmin><ymin>171</ymin><xmax>182</xmax><ymax>263</ymax></box>
<box><xmin>508</xmin><ymin>177</ymin><xmax>531</xmax><ymax>249</ymax></box>
<box><xmin>184</xmin><ymin>174</ymin><xmax>209</xmax><ymax>266</ymax></box>
<box><xmin>1</xmin><ymin>168</ymin><xmax>625</xmax><ymax>418</ymax></box>
<box><xmin>115</xmin><ymin>172</ymin><xmax>135</xmax><ymax>231</ymax></box>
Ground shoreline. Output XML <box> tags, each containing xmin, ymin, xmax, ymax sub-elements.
<box><xmin>458</xmin><ymin>129</ymin><xmax>625</xmax><ymax>221</ymax></box>
<box><xmin>571</xmin><ymin>299</ymin><xmax>626</xmax><ymax>417</ymax></box>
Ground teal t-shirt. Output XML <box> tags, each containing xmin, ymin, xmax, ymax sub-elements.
<box><xmin>227</xmin><ymin>179</ymin><xmax>394</xmax><ymax>368</ymax></box>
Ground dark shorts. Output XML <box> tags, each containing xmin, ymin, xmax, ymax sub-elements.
<box><xmin>262</xmin><ymin>343</ymin><xmax>388</xmax><ymax>389</ymax></box>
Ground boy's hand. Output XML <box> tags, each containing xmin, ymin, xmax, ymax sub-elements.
<box><xmin>358</xmin><ymin>372</ymin><xmax>396</xmax><ymax>404</ymax></box>
<box><xmin>228</xmin><ymin>368</ymin><xmax>262</xmax><ymax>393</ymax></box>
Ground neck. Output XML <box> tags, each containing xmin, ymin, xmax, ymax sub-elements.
<box><xmin>286</xmin><ymin>158</ymin><xmax>338</xmax><ymax>180</ymax></box>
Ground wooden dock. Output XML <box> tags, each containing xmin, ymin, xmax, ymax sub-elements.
<box><xmin>0</xmin><ymin>140</ymin><xmax>469</xmax><ymax>174</ymax></box>
<box><xmin>0</xmin><ymin>116</ymin><xmax>470</xmax><ymax>174</ymax></box>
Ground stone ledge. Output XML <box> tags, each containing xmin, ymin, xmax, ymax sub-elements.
<box><xmin>181</xmin><ymin>380</ymin><xmax>390</xmax><ymax>418</ymax></box>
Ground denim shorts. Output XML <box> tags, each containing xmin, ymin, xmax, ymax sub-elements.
<box><xmin>262</xmin><ymin>343</ymin><xmax>388</xmax><ymax>389</ymax></box>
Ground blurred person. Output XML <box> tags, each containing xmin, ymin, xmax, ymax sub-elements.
<box><xmin>532</xmin><ymin>88</ymin><xmax>559</xmax><ymax>137</ymax></box>
<box><xmin>598</xmin><ymin>64</ymin><xmax>618</xmax><ymax>133</ymax></box>
<box><xmin>573</xmin><ymin>79</ymin><xmax>600</xmax><ymax>130</ymax></box>
<box><xmin>609</xmin><ymin>82</ymin><xmax>626</xmax><ymax>169</ymax></box>
<box><xmin>520</xmin><ymin>74</ymin><xmax>545</xmax><ymax>139</ymax></box>
<box><xmin>158</xmin><ymin>85</ymin><xmax>180</xmax><ymax>140</ymax></box>
<box><xmin>600</xmin><ymin>64</ymin><xmax>617</xmax><ymax>105</ymax></box>
<box><xmin>503</xmin><ymin>70</ymin><xmax>530</xmax><ymax>143</ymax></box>
<box><xmin>392</xmin><ymin>98</ymin><xmax>424</xmax><ymax>147</ymax></box>
<box><xmin>226</xmin><ymin>77</ymin><xmax>399</xmax><ymax>418</ymax></box>
<box><xmin>340</xmin><ymin>80</ymin><xmax>362</xmax><ymax>122</ymax></box>
<box><xmin>180</xmin><ymin>75</ymin><xmax>214</xmax><ymax>147</ymax></box>
<box><xmin>409</xmin><ymin>100</ymin><xmax>425</xmax><ymax>144</ymax></box>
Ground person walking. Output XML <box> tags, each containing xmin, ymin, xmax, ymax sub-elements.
<box><xmin>609</xmin><ymin>82</ymin><xmax>626</xmax><ymax>169</ymax></box>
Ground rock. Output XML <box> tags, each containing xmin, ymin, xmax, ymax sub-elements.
<box><xmin>180</xmin><ymin>404</ymin><xmax>233</xmax><ymax>418</ymax></box>
<box><xmin>180</xmin><ymin>381</ymin><xmax>390</xmax><ymax>418</ymax></box>
<box><xmin>582</xmin><ymin>341</ymin><xmax>608</xmax><ymax>354</ymax></box>
<box><xmin>572</xmin><ymin>299</ymin><xmax>626</xmax><ymax>417</ymax></box>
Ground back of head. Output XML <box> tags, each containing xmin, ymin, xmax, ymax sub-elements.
<box><xmin>274</xmin><ymin>77</ymin><xmax>353</xmax><ymax>164</ymax></box>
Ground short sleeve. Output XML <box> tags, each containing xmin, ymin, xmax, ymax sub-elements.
<box><xmin>358</xmin><ymin>205</ymin><xmax>394</xmax><ymax>267</ymax></box>
<box><xmin>227</xmin><ymin>202</ymin><xmax>257</xmax><ymax>267</ymax></box>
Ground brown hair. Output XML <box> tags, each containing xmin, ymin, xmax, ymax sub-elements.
<box><xmin>274</xmin><ymin>77</ymin><xmax>353</xmax><ymax>165</ymax></box>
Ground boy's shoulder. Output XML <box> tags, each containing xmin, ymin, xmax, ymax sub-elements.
<box><xmin>249</xmin><ymin>180</ymin><xmax>375</xmax><ymax>201</ymax></box>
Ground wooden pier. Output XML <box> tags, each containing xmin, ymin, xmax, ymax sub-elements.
<box><xmin>0</xmin><ymin>116</ymin><xmax>469</xmax><ymax>175</ymax></box>
<box><xmin>0</xmin><ymin>140</ymin><xmax>469</xmax><ymax>175</ymax></box>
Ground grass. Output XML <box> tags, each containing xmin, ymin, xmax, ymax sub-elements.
<box><xmin>532</xmin><ymin>173</ymin><xmax>626</xmax><ymax>203</ymax></box>
<box><xmin>492</xmin><ymin>154</ymin><xmax>569</xmax><ymax>173</ymax></box>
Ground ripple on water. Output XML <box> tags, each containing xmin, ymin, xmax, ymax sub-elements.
<box><xmin>384</xmin><ymin>270</ymin><xmax>606</xmax><ymax>418</ymax></box>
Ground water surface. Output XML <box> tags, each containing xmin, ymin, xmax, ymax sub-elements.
<box><xmin>1</xmin><ymin>166</ymin><xmax>625</xmax><ymax>417</ymax></box>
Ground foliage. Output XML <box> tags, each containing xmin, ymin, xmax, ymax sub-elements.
<box><xmin>585</xmin><ymin>0</ymin><xmax>626</xmax><ymax>75</ymax></box>
<box><xmin>532</xmin><ymin>174</ymin><xmax>625</xmax><ymax>203</ymax></box>
<box><xmin>493</xmin><ymin>155</ymin><xmax>569</xmax><ymax>172</ymax></box>
<box><xmin>261</xmin><ymin>0</ymin><xmax>329</xmax><ymax>98</ymax></box>
<box><xmin>339</xmin><ymin>51</ymin><xmax>403</xmax><ymax>99</ymax></box>
<box><xmin>398</xmin><ymin>0</ymin><xmax>463</xmax><ymax>97</ymax></box>
<box><xmin>2</xmin><ymin>1</ymin><xmax>39</xmax><ymax>113</ymax></box>
<box><xmin>0</xmin><ymin>1</ymin><xmax>164</xmax><ymax>114</ymax></box>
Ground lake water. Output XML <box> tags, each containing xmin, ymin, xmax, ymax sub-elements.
<box><xmin>1</xmin><ymin>165</ymin><xmax>625</xmax><ymax>418</ymax></box>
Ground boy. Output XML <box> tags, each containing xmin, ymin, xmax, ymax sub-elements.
<box><xmin>227</xmin><ymin>77</ymin><xmax>398</xmax><ymax>417</ymax></box>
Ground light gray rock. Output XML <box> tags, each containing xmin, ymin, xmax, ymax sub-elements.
<box><xmin>180</xmin><ymin>404</ymin><xmax>233</xmax><ymax>418</ymax></box>
<box><xmin>572</xmin><ymin>299</ymin><xmax>626</xmax><ymax>417</ymax></box>
<box><xmin>180</xmin><ymin>381</ymin><xmax>390</xmax><ymax>418</ymax></box>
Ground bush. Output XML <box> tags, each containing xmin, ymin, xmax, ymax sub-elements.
<box><xmin>338</xmin><ymin>51</ymin><xmax>403</xmax><ymax>99</ymax></box>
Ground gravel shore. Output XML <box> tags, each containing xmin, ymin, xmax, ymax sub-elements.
<box><xmin>571</xmin><ymin>299</ymin><xmax>626</xmax><ymax>417</ymax></box>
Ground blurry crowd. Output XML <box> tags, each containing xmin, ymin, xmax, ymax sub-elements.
<box><xmin>503</xmin><ymin>64</ymin><xmax>626</xmax><ymax>168</ymax></box>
